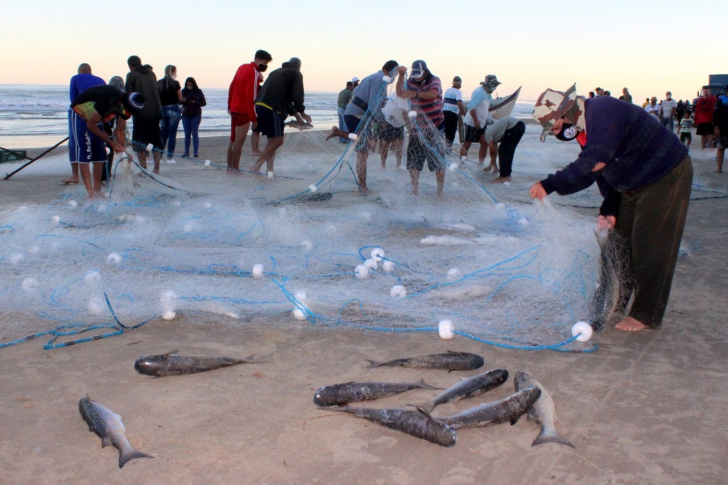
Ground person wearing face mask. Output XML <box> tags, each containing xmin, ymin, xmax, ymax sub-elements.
<box><xmin>227</xmin><ymin>49</ymin><xmax>273</xmax><ymax>173</ymax></box>
<box><xmin>460</xmin><ymin>74</ymin><xmax>501</xmax><ymax>168</ymax></box>
<box><xmin>158</xmin><ymin>65</ymin><xmax>182</xmax><ymax>163</ymax></box>
<box><xmin>395</xmin><ymin>60</ymin><xmax>447</xmax><ymax>196</ymax></box>
<box><xmin>530</xmin><ymin>84</ymin><xmax>692</xmax><ymax>333</ymax></box>
<box><xmin>181</xmin><ymin>77</ymin><xmax>206</xmax><ymax>158</ymax></box>
<box><xmin>660</xmin><ymin>91</ymin><xmax>678</xmax><ymax>132</ymax></box>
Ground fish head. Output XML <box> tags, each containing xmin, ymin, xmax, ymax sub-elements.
<box><xmin>514</xmin><ymin>370</ymin><xmax>536</xmax><ymax>390</ymax></box>
<box><xmin>134</xmin><ymin>355</ymin><xmax>166</xmax><ymax>375</ymax></box>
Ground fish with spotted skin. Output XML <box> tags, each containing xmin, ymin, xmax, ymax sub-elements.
<box><xmin>437</xmin><ymin>387</ymin><xmax>541</xmax><ymax>429</ymax></box>
<box><xmin>134</xmin><ymin>349</ymin><xmax>267</xmax><ymax>377</ymax></box>
<box><xmin>415</xmin><ymin>368</ymin><xmax>508</xmax><ymax>414</ymax></box>
<box><xmin>514</xmin><ymin>370</ymin><xmax>575</xmax><ymax>448</ymax></box>
<box><xmin>330</xmin><ymin>406</ymin><xmax>457</xmax><ymax>447</ymax></box>
<box><xmin>78</xmin><ymin>396</ymin><xmax>152</xmax><ymax>468</ymax></box>
<box><xmin>314</xmin><ymin>380</ymin><xmax>442</xmax><ymax>407</ymax></box>
<box><xmin>365</xmin><ymin>351</ymin><xmax>484</xmax><ymax>371</ymax></box>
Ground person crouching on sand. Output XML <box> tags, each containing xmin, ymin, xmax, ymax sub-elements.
<box><xmin>530</xmin><ymin>84</ymin><xmax>692</xmax><ymax>332</ymax></box>
<box><xmin>70</xmin><ymin>86</ymin><xmax>145</xmax><ymax>197</ymax></box>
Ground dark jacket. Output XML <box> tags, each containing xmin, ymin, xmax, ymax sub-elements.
<box><xmin>181</xmin><ymin>89</ymin><xmax>207</xmax><ymax>118</ymax></box>
<box><xmin>125</xmin><ymin>65</ymin><xmax>163</xmax><ymax>121</ymax></box>
<box><xmin>540</xmin><ymin>96</ymin><xmax>688</xmax><ymax>216</ymax></box>
<box><xmin>255</xmin><ymin>67</ymin><xmax>305</xmax><ymax>118</ymax></box>
<box><xmin>713</xmin><ymin>95</ymin><xmax>728</xmax><ymax>132</ymax></box>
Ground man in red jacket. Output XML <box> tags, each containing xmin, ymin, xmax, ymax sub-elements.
<box><xmin>694</xmin><ymin>86</ymin><xmax>717</xmax><ymax>149</ymax></box>
<box><xmin>227</xmin><ymin>49</ymin><xmax>272</xmax><ymax>173</ymax></box>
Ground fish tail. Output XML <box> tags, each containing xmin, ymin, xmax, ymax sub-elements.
<box><xmin>239</xmin><ymin>354</ymin><xmax>270</xmax><ymax>364</ymax></box>
<box><xmin>416</xmin><ymin>379</ymin><xmax>443</xmax><ymax>391</ymax></box>
<box><xmin>412</xmin><ymin>402</ymin><xmax>435</xmax><ymax>415</ymax></box>
<box><xmin>364</xmin><ymin>359</ymin><xmax>382</xmax><ymax>368</ymax></box>
<box><xmin>119</xmin><ymin>447</ymin><xmax>153</xmax><ymax>468</ymax></box>
<box><xmin>532</xmin><ymin>428</ymin><xmax>575</xmax><ymax>449</ymax></box>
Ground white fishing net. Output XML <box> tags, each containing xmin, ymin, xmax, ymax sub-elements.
<box><xmin>1</xmin><ymin>79</ymin><xmax>607</xmax><ymax>352</ymax></box>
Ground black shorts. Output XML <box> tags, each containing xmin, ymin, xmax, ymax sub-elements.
<box><xmin>464</xmin><ymin>124</ymin><xmax>485</xmax><ymax>143</ymax></box>
<box><xmin>406</xmin><ymin>124</ymin><xmax>446</xmax><ymax>172</ymax></box>
<box><xmin>696</xmin><ymin>122</ymin><xmax>713</xmax><ymax>136</ymax></box>
<box><xmin>255</xmin><ymin>104</ymin><xmax>285</xmax><ymax>138</ymax></box>
<box><xmin>680</xmin><ymin>132</ymin><xmax>692</xmax><ymax>142</ymax></box>
<box><xmin>131</xmin><ymin>117</ymin><xmax>163</xmax><ymax>151</ymax></box>
<box><xmin>379</xmin><ymin>123</ymin><xmax>404</xmax><ymax>143</ymax></box>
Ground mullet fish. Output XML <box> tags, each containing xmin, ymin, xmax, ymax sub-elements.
<box><xmin>330</xmin><ymin>406</ymin><xmax>457</xmax><ymax>447</ymax></box>
<box><xmin>365</xmin><ymin>351</ymin><xmax>484</xmax><ymax>371</ymax></box>
<box><xmin>79</xmin><ymin>396</ymin><xmax>152</xmax><ymax>468</ymax></box>
<box><xmin>514</xmin><ymin>370</ymin><xmax>575</xmax><ymax>448</ymax></box>
<box><xmin>438</xmin><ymin>387</ymin><xmax>541</xmax><ymax>429</ymax></box>
<box><xmin>314</xmin><ymin>380</ymin><xmax>441</xmax><ymax>407</ymax></box>
<box><xmin>415</xmin><ymin>368</ymin><xmax>508</xmax><ymax>414</ymax></box>
<box><xmin>134</xmin><ymin>349</ymin><xmax>267</xmax><ymax>377</ymax></box>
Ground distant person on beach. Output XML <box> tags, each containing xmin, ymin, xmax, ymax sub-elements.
<box><xmin>70</xmin><ymin>85</ymin><xmax>145</xmax><ymax>197</ymax></box>
<box><xmin>713</xmin><ymin>87</ymin><xmax>728</xmax><ymax>173</ymax></box>
<box><xmin>336</xmin><ymin>81</ymin><xmax>354</xmax><ymax>143</ymax></box>
<box><xmin>250</xmin><ymin>57</ymin><xmax>311</xmax><ymax>175</ymax></box>
<box><xmin>678</xmin><ymin>111</ymin><xmax>693</xmax><ymax>149</ymax></box>
<box><xmin>227</xmin><ymin>49</ymin><xmax>272</xmax><ymax>173</ymax></box>
<box><xmin>642</xmin><ymin>98</ymin><xmax>649</xmax><ymax>108</ymax></box>
<box><xmin>396</xmin><ymin>60</ymin><xmax>447</xmax><ymax>196</ymax></box>
<box><xmin>180</xmin><ymin>77</ymin><xmax>206</xmax><ymax>158</ymax></box>
<box><xmin>595</xmin><ymin>87</ymin><xmax>605</xmax><ymax>97</ymax></box>
<box><xmin>326</xmin><ymin>60</ymin><xmax>399</xmax><ymax>193</ymax></box>
<box><xmin>125</xmin><ymin>56</ymin><xmax>163</xmax><ymax>174</ymax></box>
<box><xmin>461</xmin><ymin>75</ymin><xmax>501</xmax><ymax>168</ymax></box>
<box><xmin>352</xmin><ymin>77</ymin><xmax>360</xmax><ymax>89</ymax></box>
<box><xmin>644</xmin><ymin>97</ymin><xmax>660</xmax><ymax>119</ymax></box>
<box><xmin>531</xmin><ymin>84</ymin><xmax>692</xmax><ymax>333</ymax></box>
<box><xmin>660</xmin><ymin>91</ymin><xmax>678</xmax><ymax>131</ymax></box>
<box><xmin>604</xmin><ymin>91</ymin><xmax>611</xmax><ymax>96</ymax></box>
<box><xmin>65</xmin><ymin>63</ymin><xmax>105</xmax><ymax>185</ymax></box>
<box><xmin>588</xmin><ymin>91</ymin><xmax>595</xmax><ymax>99</ymax></box>
<box><xmin>158</xmin><ymin>65</ymin><xmax>182</xmax><ymax>163</ymax></box>
<box><xmin>443</xmin><ymin>76</ymin><xmax>466</xmax><ymax>147</ymax></box>
<box><xmin>675</xmin><ymin>99</ymin><xmax>686</xmax><ymax>126</ymax></box>
<box><xmin>619</xmin><ymin>87</ymin><xmax>632</xmax><ymax>103</ymax></box>
<box><xmin>485</xmin><ymin>116</ymin><xmax>525</xmax><ymax>183</ymax></box>
<box><xmin>694</xmin><ymin>87</ymin><xmax>717</xmax><ymax>149</ymax></box>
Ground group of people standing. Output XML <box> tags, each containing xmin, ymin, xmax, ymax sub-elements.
<box><xmin>66</xmin><ymin>58</ymin><xmax>208</xmax><ymax>196</ymax></box>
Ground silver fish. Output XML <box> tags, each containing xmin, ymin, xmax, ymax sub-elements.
<box><xmin>134</xmin><ymin>349</ymin><xmax>267</xmax><ymax>377</ymax></box>
<box><xmin>416</xmin><ymin>368</ymin><xmax>508</xmax><ymax>414</ymax></box>
<box><xmin>283</xmin><ymin>120</ymin><xmax>314</xmax><ymax>130</ymax></box>
<box><xmin>438</xmin><ymin>387</ymin><xmax>541</xmax><ymax>429</ymax></box>
<box><xmin>365</xmin><ymin>351</ymin><xmax>484</xmax><ymax>371</ymax></box>
<box><xmin>78</xmin><ymin>396</ymin><xmax>152</xmax><ymax>468</ymax></box>
<box><xmin>330</xmin><ymin>406</ymin><xmax>457</xmax><ymax>447</ymax></box>
<box><xmin>314</xmin><ymin>379</ymin><xmax>441</xmax><ymax>407</ymax></box>
<box><xmin>514</xmin><ymin>371</ymin><xmax>575</xmax><ymax>448</ymax></box>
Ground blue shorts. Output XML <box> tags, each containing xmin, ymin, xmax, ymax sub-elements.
<box><xmin>69</xmin><ymin>110</ymin><xmax>107</xmax><ymax>163</ymax></box>
<box><xmin>255</xmin><ymin>104</ymin><xmax>285</xmax><ymax>138</ymax></box>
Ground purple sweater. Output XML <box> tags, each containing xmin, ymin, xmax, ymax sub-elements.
<box><xmin>540</xmin><ymin>96</ymin><xmax>688</xmax><ymax>216</ymax></box>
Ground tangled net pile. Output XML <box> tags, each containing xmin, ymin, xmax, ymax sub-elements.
<box><xmin>1</xmin><ymin>78</ymin><xmax>607</xmax><ymax>352</ymax></box>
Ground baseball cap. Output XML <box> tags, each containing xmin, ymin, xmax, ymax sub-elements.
<box><xmin>352</xmin><ymin>77</ymin><xmax>360</xmax><ymax>83</ymax></box>
<box><xmin>410</xmin><ymin>60</ymin><xmax>428</xmax><ymax>78</ymax></box>
<box><xmin>480</xmin><ymin>75</ymin><xmax>501</xmax><ymax>89</ymax></box>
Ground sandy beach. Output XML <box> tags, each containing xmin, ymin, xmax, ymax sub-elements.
<box><xmin>1</xmin><ymin>131</ymin><xmax>727</xmax><ymax>484</ymax></box>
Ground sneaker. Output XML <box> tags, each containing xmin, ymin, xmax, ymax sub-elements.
<box><xmin>194</xmin><ymin>154</ymin><xmax>199</xmax><ymax>158</ymax></box>
<box><xmin>183</xmin><ymin>153</ymin><xmax>190</xmax><ymax>157</ymax></box>
<box><xmin>166</xmin><ymin>158</ymin><xmax>176</xmax><ymax>164</ymax></box>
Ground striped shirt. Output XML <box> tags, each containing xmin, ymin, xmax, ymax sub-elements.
<box><xmin>443</xmin><ymin>87</ymin><xmax>462</xmax><ymax>114</ymax></box>
<box><xmin>407</xmin><ymin>75</ymin><xmax>444</xmax><ymax>127</ymax></box>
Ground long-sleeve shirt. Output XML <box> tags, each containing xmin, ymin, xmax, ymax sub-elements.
<box><xmin>124</xmin><ymin>65</ymin><xmax>163</xmax><ymax>121</ymax></box>
<box><xmin>181</xmin><ymin>89</ymin><xmax>207</xmax><ymax>118</ymax></box>
<box><xmin>540</xmin><ymin>96</ymin><xmax>688</xmax><ymax>216</ymax></box>
<box><xmin>255</xmin><ymin>67</ymin><xmax>305</xmax><ymax>118</ymax></box>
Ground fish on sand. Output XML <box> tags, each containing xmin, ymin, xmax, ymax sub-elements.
<box><xmin>365</xmin><ymin>351</ymin><xmax>484</xmax><ymax>371</ymax></box>
<box><xmin>514</xmin><ymin>370</ymin><xmax>575</xmax><ymax>448</ymax></box>
<box><xmin>415</xmin><ymin>368</ymin><xmax>508</xmax><ymax>414</ymax></box>
<box><xmin>330</xmin><ymin>406</ymin><xmax>457</xmax><ymax>447</ymax></box>
<box><xmin>134</xmin><ymin>349</ymin><xmax>267</xmax><ymax>377</ymax></box>
<box><xmin>437</xmin><ymin>387</ymin><xmax>541</xmax><ymax>429</ymax></box>
<box><xmin>78</xmin><ymin>396</ymin><xmax>152</xmax><ymax>468</ymax></box>
<box><xmin>314</xmin><ymin>380</ymin><xmax>441</xmax><ymax>407</ymax></box>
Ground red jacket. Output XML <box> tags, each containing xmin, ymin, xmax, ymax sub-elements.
<box><xmin>694</xmin><ymin>95</ymin><xmax>717</xmax><ymax>125</ymax></box>
<box><xmin>228</xmin><ymin>62</ymin><xmax>260</xmax><ymax>121</ymax></box>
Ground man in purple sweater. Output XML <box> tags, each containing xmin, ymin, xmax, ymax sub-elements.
<box><xmin>530</xmin><ymin>84</ymin><xmax>692</xmax><ymax>332</ymax></box>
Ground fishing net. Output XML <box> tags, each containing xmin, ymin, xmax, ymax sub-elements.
<box><xmin>1</xmin><ymin>77</ymin><xmax>609</xmax><ymax>352</ymax></box>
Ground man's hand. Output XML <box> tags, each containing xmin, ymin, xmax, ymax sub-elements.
<box><xmin>111</xmin><ymin>141</ymin><xmax>125</xmax><ymax>153</ymax></box>
<box><xmin>301</xmin><ymin>113</ymin><xmax>312</xmax><ymax>124</ymax></box>
<box><xmin>596</xmin><ymin>215</ymin><xmax>616</xmax><ymax>232</ymax></box>
<box><xmin>397</xmin><ymin>66</ymin><xmax>407</xmax><ymax>75</ymax></box>
<box><xmin>529</xmin><ymin>182</ymin><xmax>547</xmax><ymax>200</ymax></box>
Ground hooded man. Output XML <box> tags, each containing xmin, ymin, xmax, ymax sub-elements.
<box><xmin>530</xmin><ymin>84</ymin><xmax>692</xmax><ymax>332</ymax></box>
<box><xmin>125</xmin><ymin>55</ymin><xmax>163</xmax><ymax>173</ymax></box>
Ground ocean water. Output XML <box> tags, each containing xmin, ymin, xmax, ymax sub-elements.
<box><xmin>0</xmin><ymin>84</ymin><xmax>535</xmax><ymax>148</ymax></box>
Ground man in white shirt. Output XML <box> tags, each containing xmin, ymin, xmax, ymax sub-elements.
<box><xmin>460</xmin><ymin>74</ymin><xmax>500</xmax><ymax>167</ymax></box>
<box><xmin>660</xmin><ymin>91</ymin><xmax>678</xmax><ymax>132</ymax></box>
<box><xmin>644</xmin><ymin>97</ymin><xmax>660</xmax><ymax>120</ymax></box>
<box><xmin>443</xmin><ymin>76</ymin><xmax>465</xmax><ymax>147</ymax></box>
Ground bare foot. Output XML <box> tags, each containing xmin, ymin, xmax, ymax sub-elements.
<box><xmin>251</xmin><ymin>151</ymin><xmax>262</xmax><ymax>156</ymax></box>
<box><xmin>483</xmin><ymin>165</ymin><xmax>493</xmax><ymax>173</ymax></box>
<box><xmin>493</xmin><ymin>176</ymin><xmax>511</xmax><ymax>184</ymax></box>
<box><xmin>62</xmin><ymin>178</ymin><xmax>79</xmax><ymax>184</ymax></box>
<box><xmin>716</xmin><ymin>170</ymin><xmax>722</xmax><ymax>173</ymax></box>
<box><xmin>615</xmin><ymin>316</ymin><xmax>649</xmax><ymax>332</ymax></box>
<box><xmin>326</xmin><ymin>126</ymin><xmax>342</xmax><ymax>141</ymax></box>
<box><xmin>359</xmin><ymin>186</ymin><xmax>370</xmax><ymax>195</ymax></box>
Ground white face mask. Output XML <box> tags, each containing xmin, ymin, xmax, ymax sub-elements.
<box><xmin>172</xmin><ymin>74</ymin><xmax>177</xmax><ymax>81</ymax></box>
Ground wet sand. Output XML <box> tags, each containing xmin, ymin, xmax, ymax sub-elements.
<box><xmin>1</xmin><ymin>136</ymin><xmax>727</xmax><ymax>484</ymax></box>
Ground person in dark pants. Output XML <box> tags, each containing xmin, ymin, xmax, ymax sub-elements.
<box><xmin>443</xmin><ymin>76</ymin><xmax>465</xmax><ymax>147</ymax></box>
<box><xmin>125</xmin><ymin>55</ymin><xmax>163</xmax><ymax>173</ymax></box>
<box><xmin>484</xmin><ymin>116</ymin><xmax>525</xmax><ymax>182</ymax></box>
<box><xmin>181</xmin><ymin>77</ymin><xmax>206</xmax><ymax>158</ymax></box>
<box><xmin>530</xmin><ymin>84</ymin><xmax>692</xmax><ymax>333</ymax></box>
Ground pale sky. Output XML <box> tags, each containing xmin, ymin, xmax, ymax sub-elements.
<box><xmin>3</xmin><ymin>0</ymin><xmax>723</xmax><ymax>103</ymax></box>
